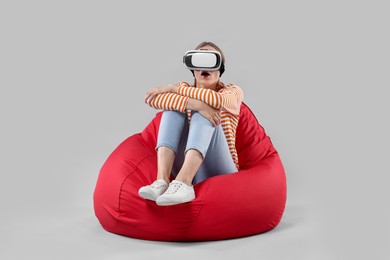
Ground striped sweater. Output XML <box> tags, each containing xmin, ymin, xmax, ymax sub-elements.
<box><xmin>147</xmin><ymin>81</ymin><xmax>244</xmax><ymax>169</ymax></box>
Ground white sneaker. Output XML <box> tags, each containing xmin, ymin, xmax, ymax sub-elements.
<box><xmin>138</xmin><ymin>180</ymin><xmax>169</xmax><ymax>201</ymax></box>
<box><xmin>156</xmin><ymin>180</ymin><xmax>195</xmax><ymax>206</ymax></box>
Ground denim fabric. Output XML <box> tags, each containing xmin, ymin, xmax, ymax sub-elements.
<box><xmin>156</xmin><ymin>110</ymin><xmax>238</xmax><ymax>184</ymax></box>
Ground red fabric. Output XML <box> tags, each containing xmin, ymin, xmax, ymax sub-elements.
<box><xmin>93</xmin><ymin>103</ymin><xmax>287</xmax><ymax>241</ymax></box>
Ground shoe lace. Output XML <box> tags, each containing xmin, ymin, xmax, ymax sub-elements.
<box><xmin>151</xmin><ymin>180</ymin><xmax>167</xmax><ymax>189</ymax></box>
<box><xmin>164</xmin><ymin>182</ymin><xmax>183</xmax><ymax>194</ymax></box>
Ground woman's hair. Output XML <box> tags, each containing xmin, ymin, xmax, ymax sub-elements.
<box><xmin>192</xmin><ymin>41</ymin><xmax>226</xmax><ymax>87</ymax></box>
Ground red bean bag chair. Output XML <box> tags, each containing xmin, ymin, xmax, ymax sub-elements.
<box><xmin>93</xmin><ymin>102</ymin><xmax>286</xmax><ymax>241</ymax></box>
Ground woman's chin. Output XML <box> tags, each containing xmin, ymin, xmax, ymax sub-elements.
<box><xmin>197</xmin><ymin>79</ymin><xmax>217</xmax><ymax>87</ymax></box>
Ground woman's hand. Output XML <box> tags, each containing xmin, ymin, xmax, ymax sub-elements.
<box><xmin>200</xmin><ymin>104</ymin><xmax>221</xmax><ymax>127</ymax></box>
<box><xmin>187</xmin><ymin>99</ymin><xmax>221</xmax><ymax>127</ymax></box>
<box><xmin>145</xmin><ymin>84</ymin><xmax>178</xmax><ymax>104</ymax></box>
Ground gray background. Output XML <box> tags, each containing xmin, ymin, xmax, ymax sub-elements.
<box><xmin>1</xmin><ymin>0</ymin><xmax>389</xmax><ymax>259</ymax></box>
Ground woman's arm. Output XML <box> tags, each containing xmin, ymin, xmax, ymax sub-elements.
<box><xmin>146</xmin><ymin>92</ymin><xmax>189</xmax><ymax>113</ymax></box>
<box><xmin>145</xmin><ymin>84</ymin><xmax>189</xmax><ymax>112</ymax></box>
<box><xmin>187</xmin><ymin>98</ymin><xmax>221</xmax><ymax>127</ymax></box>
<box><xmin>145</xmin><ymin>84</ymin><xmax>177</xmax><ymax>104</ymax></box>
<box><xmin>146</xmin><ymin>90</ymin><xmax>221</xmax><ymax>126</ymax></box>
<box><xmin>177</xmin><ymin>82</ymin><xmax>244</xmax><ymax>116</ymax></box>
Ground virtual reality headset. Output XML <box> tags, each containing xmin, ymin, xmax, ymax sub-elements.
<box><xmin>183</xmin><ymin>50</ymin><xmax>222</xmax><ymax>71</ymax></box>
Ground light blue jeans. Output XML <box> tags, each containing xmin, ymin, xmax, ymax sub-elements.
<box><xmin>156</xmin><ymin>110</ymin><xmax>238</xmax><ymax>184</ymax></box>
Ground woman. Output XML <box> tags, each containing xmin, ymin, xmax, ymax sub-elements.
<box><xmin>138</xmin><ymin>42</ymin><xmax>244</xmax><ymax>206</ymax></box>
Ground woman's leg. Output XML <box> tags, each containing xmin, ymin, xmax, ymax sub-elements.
<box><xmin>155</xmin><ymin>110</ymin><xmax>187</xmax><ymax>182</ymax></box>
<box><xmin>174</xmin><ymin>111</ymin><xmax>214</xmax><ymax>185</ymax></box>
<box><xmin>156</xmin><ymin>111</ymin><xmax>237</xmax><ymax>206</ymax></box>
<box><xmin>176</xmin><ymin>112</ymin><xmax>238</xmax><ymax>185</ymax></box>
<box><xmin>192</xmin><ymin>123</ymin><xmax>238</xmax><ymax>184</ymax></box>
<box><xmin>138</xmin><ymin>110</ymin><xmax>186</xmax><ymax>201</ymax></box>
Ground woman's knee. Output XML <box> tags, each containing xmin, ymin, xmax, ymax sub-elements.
<box><xmin>162</xmin><ymin>110</ymin><xmax>184</xmax><ymax>118</ymax></box>
<box><xmin>190</xmin><ymin>111</ymin><xmax>214</xmax><ymax>127</ymax></box>
<box><xmin>191</xmin><ymin>111</ymin><xmax>205</xmax><ymax>120</ymax></box>
<box><xmin>161</xmin><ymin>110</ymin><xmax>186</xmax><ymax>125</ymax></box>
<box><xmin>163</xmin><ymin>110</ymin><xmax>182</xmax><ymax>116</ymax></box>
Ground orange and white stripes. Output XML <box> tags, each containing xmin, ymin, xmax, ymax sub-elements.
<box><xmin>146</xmin><ymin>82</ymin><xmax>244</xmax><ymax>169</ymax></box>
<box><xmin>148</xmin><ymin>93</ymin><xmax>189</xmax><ymax>113</ymax></box>
<box><xmin>177</xmin><ymin>82</ymin><xmax>243</xmax><ymax>116</ymax></box>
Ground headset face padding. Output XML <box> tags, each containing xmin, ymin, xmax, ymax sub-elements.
<box><xmin>183</xmin><ymin>50</ymin><xmax>222</xmax><ymax>71</ymax></box>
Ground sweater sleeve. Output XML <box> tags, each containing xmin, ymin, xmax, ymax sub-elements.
<box><xmin>146</xmin><ymin>92</ymin><xmax>189</xmax><ymax>113</ymax></box>
<box><xmin>177</xmin><ymin>82</ymin><xmax>244</xmax><ymax>115</ymax></box>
